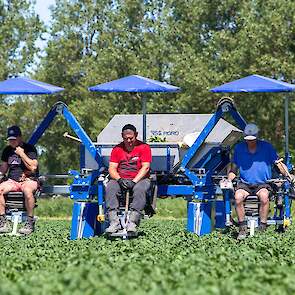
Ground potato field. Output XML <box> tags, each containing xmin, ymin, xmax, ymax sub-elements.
<box><xmin>0</xmin><ymin>215</ymin><xmax>295</xmax><ymax>295</ymax></box>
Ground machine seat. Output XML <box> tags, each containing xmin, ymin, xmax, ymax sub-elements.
<box><xmin>5</xmin><ymin>191</ymin><xmax>39</xmax><ymax>212</ymax></box>
<box><xmin>244</xmin><ymin>195</ymin><xmax>260</xmax><ymax>217</ymax></box>
<box><xmin>5</xmin><ymin>192</ymin><xmax>27</xmax><ymax>211</ymax></box>
<box><xmin>3</xmin><ymin>191</ymin><xmax>39</xmax><ymax>236</ymax></box>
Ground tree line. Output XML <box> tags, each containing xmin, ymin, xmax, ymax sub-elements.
<box><xmin>1</xmin><ymin>0</ymin><xmax>295</xmax><ymax>174</ymax></box>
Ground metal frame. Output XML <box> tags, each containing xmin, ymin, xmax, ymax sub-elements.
<box><xmin>157</xmin><ymin>98</ymin><xmax>247</xmax><ymax>202</ymax></box>
<box><xmin>28</xmin><ymin>101</ymin><xmax>102</xmax><ymax>168</ymax></box>
<box><xmin>28</xmin><ymin>98</ymin><xmax>293</xmax><ymax>239</ymax></box>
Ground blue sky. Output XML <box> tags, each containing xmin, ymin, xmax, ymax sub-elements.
<box><xmin>35</xmin><ymin>0</ymin><xmax>55</xmax><ymax>24</ymax></box>
<box><xmin>29</xmin><ymin>0</ymin><xmax>56</xmax><ymax>71</ymax></box>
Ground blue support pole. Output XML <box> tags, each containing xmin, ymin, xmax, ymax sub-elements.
<box><xmin>224</xmin><ymin>189</ymin><xmax>232</xmax><ymax>226</ymax></box>
<box><xmin>28</xmin><ymin>106</ymin><xmax>58</xmax><ymax>145</ymax></box>
<box><xmin>284</xmin><ymin>194</ymin><xmax>291</xmax><ymax>219</ymax></box>
<box><xmin>166</xmin><ymin>145</ymin><xmax>171</xmax><ymax>172</ymax></box>
<box><xmin>228</xmin><ymin>107</ymin><xmax>247</xmax><ymax>130</ymax></box>
<box><xmin>70</xmin><ymin>201</ymin><xmax>100</xmax><ymax>240</ymax></box>
<box><xmin>62</xmin><ymin>107</ymin><xmax>102</xmax><ymax>167</ymax></box>
<box><xmin>215</xmin><ymin>200</ymin><xmax>226</xmax><ymax>228</ymax></box>
<box><xmin>28</xmin><ymin>101</ymin><xmax>102</xmax><ymax>167</ymax></box>
<box><xmin>80</xmin><ymin>144</ymin><xmax>85</xmax><ymax>170</ymax></box>
<box><xmin>97</xmin><ymin>180</ymin><xmax>104</xmax><ymax>207</ymax></box>
<box><xmin>180</xmin><ymin>108</ymin><xmax>223</xmax><ymax>169</ymax></box>
<box><xmin>187</xmin><ymin>201</ymin><xmax>212</xmax><ymax>235</ymax></box>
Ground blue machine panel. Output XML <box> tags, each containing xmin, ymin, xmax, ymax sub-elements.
<box><xmin>70</xmin><ymin>201</ymin><xmax>104</xmax><ymax>240</ymax></box>
<box><xmin>215</xmin><ymin>200</ymin><xmax>226</xmax><ymax>228</ymax></box>
<box><xmin>187</xmin><ymin>201</ymin><xmax>212</xmax><ymax>236</ymax></box>
<box><xmin>158</xmin><ymin>185</ymin><xmax>195</xmax><ymax>196</ymax></box>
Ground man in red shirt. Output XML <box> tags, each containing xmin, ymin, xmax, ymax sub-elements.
<box><xmin>105</xmin><ymin>124</ymin><xmax>152</xmax><ymax>234</ymax></box>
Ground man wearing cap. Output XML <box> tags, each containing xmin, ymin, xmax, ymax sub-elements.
<box><xmin>0</xmin><ymin>125</ymin><xmax>39</xmax><ymax>235</ymax></box>
<box><xmin>227</xmin><ymin>123</ymin><xmax>289</xmax><ymax>240</ymax></box>
<box><xmin>105</xmin><ymin>124</ymin><xmax>152</xmax><ymax>234</ymax></box>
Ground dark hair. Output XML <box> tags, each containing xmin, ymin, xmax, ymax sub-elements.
<box><xmin>122</xmin><ymin>124</ymin><xmax>137</xmax><ymax>133</ymax></box>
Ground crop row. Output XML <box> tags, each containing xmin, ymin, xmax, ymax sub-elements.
<box><xmin>0</xmin><ymin>219</ymin><xmax>294</xmax><ymax>295</ymax></box>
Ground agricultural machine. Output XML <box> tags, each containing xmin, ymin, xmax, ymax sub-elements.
<box><xmin>27</xmin><ymin>98</ymin><xmax>293</xmax><ymax>239</ymax></box>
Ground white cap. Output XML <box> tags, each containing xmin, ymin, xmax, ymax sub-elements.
<box><xmin>244</xmin><ymin>123</ymin><xmax>259</xmax><ymax>140</ymax></box>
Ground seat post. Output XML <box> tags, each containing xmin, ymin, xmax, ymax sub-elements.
<box><xmin>10</xmin><ymin>212</ymin><xmax>25</xmax><ymax>235</ymax></box>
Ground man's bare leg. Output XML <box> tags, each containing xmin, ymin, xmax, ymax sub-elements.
<box><xmin>0</xmin><ymin>181</ymin><xmax>16</xmax><ymax>232</ymax></box>
<box><xmin>0</xmin><ymin>181</ymin><xmax>16</xmax><ymax>215</ymax></box>
<box><xmin>256</xmin><ymin>188</ymin><xmax>270</xmax><ymax>224</ymax></box>
<box><xmin>18</xmin><ymin>180</ymin><xmax>38</xmax><ymax>235</ymax></box>
<box><xmin>22</xmin><ymin>181</ymin><xmax>38</xmax><ymax>217</ymax></box>
<box><xmin>235</xmin><ymin>188</ymin><xmax>249</xmax><ymax>240</ymax></box>
<box><xmin>235</xmin><ymin>189</ymin><xmax>249</xmax><ymax>222</ymax></box>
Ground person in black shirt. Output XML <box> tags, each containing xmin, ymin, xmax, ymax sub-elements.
<box><xmin>0</xmin><ymin>125</ymin><xmax>39</xmax><ymax>235</ymax></box>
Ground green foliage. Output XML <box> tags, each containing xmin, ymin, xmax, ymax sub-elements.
<box><xmin>0</xmin><ymin>219</ymin><xmax>295</xmax><ymax>294</ymax></box>
<box><xmin>35</xmin><ymin>197</ymin><xmax>186</xmax><ymax>219</ymax></box>
<box><xmin>1</xmin><ymin>0</ymin><xmax>295</xmax><ymax>173</ymax></box>
<box><xmin>148</xmin><ymin>135</ymin><xmax>167</xmax><ymax>142</ymax></box>
<box><xmin>0</xmin><ymin>0</ymin><xmax>43</xmax><ymax>153</ymax></box>
<box><xmin>35</xmin><ymin>197</ymin><xmax>73</xmax><ymax>218</ymax></box>
<box><xmin>154</xmin><ymin>198</ymin><xmax>186</xmax><ymax>218</ymax></box>
<box><xmin>0</xmin><ymin>0</ymin><xmax>43</xmax><ymax>80</ymax></box>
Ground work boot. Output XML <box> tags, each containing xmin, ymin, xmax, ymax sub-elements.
<box><xmin>237</xmin><ymin>222</ymin><xmax>248</xmax><ymax>240</ymax></box>
<box><xmin>105</xmin><ymin>210</ymin><xmax>121</xmax><ymax>234</ymax></box>
<box><xmin>258</xmin><ymin>222</ymin><xmax>267</xmax><ymax>232</ymax></box>
<box><xmin>18</xmin><ymin>216</ymin><xmax>35</xmax><ymax>235</ymax></box>
<box><xmin>0</xmin><ymin>215</ymin><xmax>11</xmax><ymax>234</ymax></box>
<box><xmin>126</xmin><ymin>210</ymin><xmax>141</xmax><ymax>233</ymax></box>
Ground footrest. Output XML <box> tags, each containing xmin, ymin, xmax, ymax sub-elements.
<box><xmin>108</xmin><ymin>230</ymin><xmax>138</xmax><ymax>239</ymax></box>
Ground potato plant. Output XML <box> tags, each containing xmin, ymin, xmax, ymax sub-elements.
<box><xmin>0</xmin><ymin>220</ymin><xmax>294</xmax><ymax>295</ymax></box>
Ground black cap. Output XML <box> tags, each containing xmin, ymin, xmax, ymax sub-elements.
<box><xmin>122</xmin><ymin>124</ymin><xmax>137</xmax><ymax>133</ymax></box>
<box><xmin>7</xmin><ymin>125</ymin><xmax>22</xmax><ymax>140</ymax></box>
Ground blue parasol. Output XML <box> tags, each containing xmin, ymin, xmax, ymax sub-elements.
<box><xmin>211</xmin><ymin>74</ymin><xmax>295</xmax><ymax>165</ymax></box>
<box><xmin>89</xmin><ymin>75</ymin><xmax>180</xmax><ymax>142</ymax></box>
<box><xmin>0</xmin><ymin>76</ymin><xmax>64</xmax><ymax>95</ymax></box>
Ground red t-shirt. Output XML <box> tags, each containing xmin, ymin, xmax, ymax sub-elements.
<box><xmin>110</xmin><ymin>140</ymin><xmax>152</xmax><ymax>179</ymax></box>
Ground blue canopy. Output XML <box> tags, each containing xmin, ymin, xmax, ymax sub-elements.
<box><xmin>211</xmin><ymin>74</ymin><xmax>295</xmax><ymax>167</ymax></box>
<box><xmin>210</xmin><ymin>74</ymin><xmax>295</xmax><ymax>93</ymax></box>
<box><xmin>0</xmin><ymin>77</ymin><xmax>64</xmax><ymax>95</ymax></box>
<box><xmin>88</xmin><ymin>74</ymin><xmax>180</xmax><ymax>92</ymax></box>
<box><xmin>89</xmin><ymin>74</ymin><xmax>180</xmax><ymax>142</ymax></box>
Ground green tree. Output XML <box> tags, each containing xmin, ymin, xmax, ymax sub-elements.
<box><xmin>0</xmin><ymin>0</ymin><xmax>43</xmax><ymax>153</ymax></box>
<box><xmin>35</xmin><ymin>0</ymin><xmax>295</xmax><ymax>174</ymax></box>
<box><xmin>0</xmin><ymin>0</ymin><xmax>43</xmax><ymax>81</ymax></box>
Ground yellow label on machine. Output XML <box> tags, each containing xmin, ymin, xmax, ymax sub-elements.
<box><xmin>283</xmin><ymin>218</ymin><xmax>291</xmax><ymax>228</ymax></box>
<box><xmin>97</xmin><ymin>215</ymin><xmax>105</xmax><ymax>222</ymax></box>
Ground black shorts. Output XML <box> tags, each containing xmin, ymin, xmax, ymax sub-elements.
<box><xmin>236</xmin><ymin>182</ymin><xmax>272</xmax><ymax>195</ymax></box>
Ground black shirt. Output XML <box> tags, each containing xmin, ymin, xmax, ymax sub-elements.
<box><xmin>1</xmin><ymin>142</ymin><xmax>39</xmax><ymax>182</ymax></box>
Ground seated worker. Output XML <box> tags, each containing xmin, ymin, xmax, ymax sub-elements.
<box><xmin>105</xmin><ymin>124</ymin><xmax>152</xmax><ymax>234</ymax></box>
<box><xmin>227</xmin><ymin>123</ymin><xmax>289</xmax><ymax>240</ymax></box>
<box><xmin>0</xmin><ymin>125</ymin><xmax>39</xmax><ymax>235</ymax></box>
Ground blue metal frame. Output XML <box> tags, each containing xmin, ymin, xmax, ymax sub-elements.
<box><xmin>30</xmin><ymin>99</ymin><xmax>293</xmax><ymax>239</ymax></box>
<box><xmin>158</xmin><ymin>99</ymin><xmax>246</xmax><ymax>202</ymax></box>
<box><xmin>80</xmin><ymin>144</ymin><xmax>85</xmax><ymax>170</ymax></box>
<box><xmin>28</xmin><ymin>101</ymin><xmax>102</xmax><ymax>167</ymax></box>
<box><xmin>27</xmin><ymin>101</ymin><xmax>107</xmax><ymax>240</ymax></box>
<box><xmin>180</xmin><ymin>100</ymin><xmax>246</xmax><ymax>179</ymax></box>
